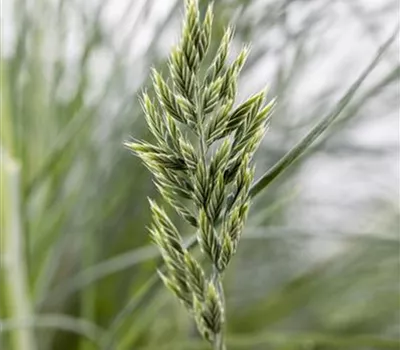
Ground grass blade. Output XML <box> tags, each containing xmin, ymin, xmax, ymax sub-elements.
<box><xmin>41</xmin><ymin>244</ymin><xmax>159</xmax><ymax>307</ymax></box>
<box><xmin>1</xmin><ymin>151</ymin><xmax>36</xmax><ymax>350</ymax></box>
<box><xmin>0</xmin><ymin>315</ymin><xmax>105</xmax><ymax>347</ymax></box>
<box><xmin>249</xmin><ymin>26</ymin><xmax>399</xmax><ymax>198</ymax></box>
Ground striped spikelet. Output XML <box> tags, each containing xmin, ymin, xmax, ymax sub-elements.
<box><xmin>125</xmin><ymin>0</ymin><xmax>276</xmax><ymax>347</ymax></box>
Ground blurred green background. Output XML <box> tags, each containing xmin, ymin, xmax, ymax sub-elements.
<box><xmin>1</xmin><ymin>0</ymin><xmax>399</xmax><ymax>349</ymax></box>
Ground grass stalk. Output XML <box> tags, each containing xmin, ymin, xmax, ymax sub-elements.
<box><xmin>212</xmin><ymin>267</ymin><xmax>226</xmax><ymax>350</ymax></box>
<box><xmin>1</xmin><ymin>151</ymin><xmax>36</xmax><ymax>350</ymax></box>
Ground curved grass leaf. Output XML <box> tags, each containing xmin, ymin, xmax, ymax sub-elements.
<box><xmin>0</xmin><ymin>315</ymin><xmax>105</xmax><ymax>347</ymax></box>
<box><xmin>249</xmin><ymin>25</ymin><xmax>398</xmax><ymax>198</ymax></box>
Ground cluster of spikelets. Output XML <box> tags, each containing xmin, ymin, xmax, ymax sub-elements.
<box><xmin>125</xmin><ymin>0</ymin><xmax>275</xmax><ymax>347</ymax></box>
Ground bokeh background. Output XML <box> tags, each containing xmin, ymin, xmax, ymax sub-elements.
<box><xmin>1</xmin><ymin>0</ymin><xmax>399</xmax><ymax>349</ymax></box>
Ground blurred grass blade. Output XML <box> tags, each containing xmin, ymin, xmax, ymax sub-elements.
<box><xmin>243</xmin><ymin>226</ymin><xmax>400</xmax><ymax>243</ymax></box>
<box><xmin>249</xmin><ymin>26</ymin><xmax>398</xmax><ymax>198</ymax></box>
<box><xmin>226</xmin><ymin>332</ymin><xmax>400</xmax><ymax>349</ymax></box>
<box><xmin>0</xmin><ymin>315</ymin><xmax>105</xmax><ymax>347</ymax></box>
<box><xmin>1</xmin><ymin>150</ymin><xmax>36</xmax><ymax>350</ymax></box>
<box><xmin>40</xmin><ymin>244</ymin><xmax>159</xmax><ymax>307</ymax></box>
<box><xmin>148</xmin><ymin>332</ymin><xmax>400</xmax><ymax>349</ymax></box>
<box><xmin>99</xmin><ymin>273</ymin><xmax>159</xmax><ymax>349</ymax></box>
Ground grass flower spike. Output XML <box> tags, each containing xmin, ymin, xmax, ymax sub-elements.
<box><xmin>125</xmin><ymin>1</ymin><xmax>276</xmax><ymax>348</ymax></box>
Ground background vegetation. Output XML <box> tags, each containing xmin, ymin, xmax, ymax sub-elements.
<box><xmin>1</xmin><ymin>0</ymin><xmax>399</xmax><ymax>349</ymax></box>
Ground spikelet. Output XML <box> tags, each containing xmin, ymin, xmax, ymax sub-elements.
<box><xmin>125</xmin><ymin>0</ymin><xmax>276</xmax><ymax>347</ymax></box>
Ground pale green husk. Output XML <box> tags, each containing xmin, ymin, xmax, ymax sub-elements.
<box><xmin>125</xmin><ymin>0</ymin><xmax>275</xmax><ymax>348</ymax></box>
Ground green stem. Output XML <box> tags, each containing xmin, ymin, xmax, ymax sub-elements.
<box><xmin>197</xmin><ymin>98</ymin><xmax>207</xmax><ymax>161</ymax></box>
<box><xmin>197</xmin><ymin>91</ymin><xmax>227</xmax><ymax>350</ymax></box>
<box><xmin>2</xmin><ymin>152</ymin><xmax>36</xmax><ymax>350</ymax></box>
<box><xmin>215</xmin><ymin>332</ymin><xmax>226</xmax><ymax>350</ymax></box>
<box><xmin>212</xmin><ymin>267</ymin><xmax>226</xmax><ymax>350</ymax></box>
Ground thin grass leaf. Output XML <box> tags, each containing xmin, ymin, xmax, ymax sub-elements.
<box><xmin>40</xmin><ymin>244</ymin><xmax>159</xmax><ymax>308</ymax></box>
<box><xmin>0</xmin><ymin>315</ymin><xmax>105</xmax><ymax>347</ymax></box>
<box><xmin>249</xmin><ymin>26</ymin><xmax>398</xmax><ymax>198</ymax></box>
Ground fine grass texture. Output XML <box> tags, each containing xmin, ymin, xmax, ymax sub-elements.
<box><xmin>2</xmin><ymin>0</ymin><xmax>399</xmax><ymax>349</ymax></box>
<box><xmin>125</xmin><ymin>1</ymin><xmax>275</xmax><ymax>348</ymax></box>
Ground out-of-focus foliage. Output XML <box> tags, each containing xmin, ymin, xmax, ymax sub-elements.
<box><xmin>1</xmin><ymin>0</ymin><xmax>399</xmax><ymax>350</ymax></box>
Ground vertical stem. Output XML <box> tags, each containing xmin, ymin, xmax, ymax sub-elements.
<box><xmin>212</xmin><ymin>267</ymin><xmax>226</xmax><ymax>350</ymax></box>
<box><xmin>2</xmin><ymin>153</ymin><xmax>36</xmax><ymax>350</ymax></box>
<box><xmin>197</xmin><ymin>103</ymin><xmax>207</xmax><ymax>162</ymax></box>
<box><xmin>197</xmin><ymin>92</ymin><xmax>227</xmax><ymax>350</ymax></box>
